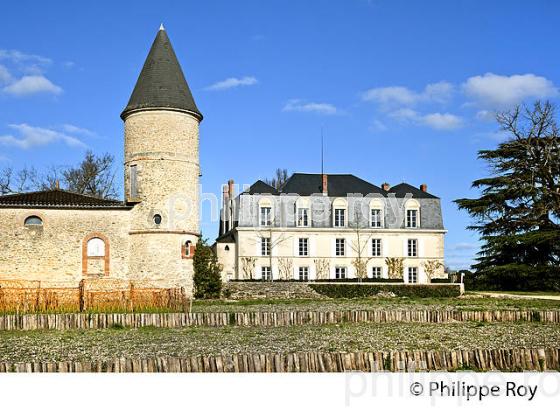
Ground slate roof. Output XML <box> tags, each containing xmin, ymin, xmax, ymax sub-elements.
<box><xmin>241</xmin><ymin>173</ymin><xmax>438</xmax><ymax>199</ymax></box>
<box><xmin>0</xmin><ymin>189</ymin><xmax>131</xmax><ymax>209</ymax></box>
<box><xmin>389</xmin><ymin>182</ymin><xmax>439</xmax><ymax>199</ymax></box>
<box><xmin>121</xmin><ymin>27</ymin><xmax>202</xmax><ymax>120</ymax></box>
<box><xmin>245</xmin><ymin>180</ymin><xmax>279</xmax><ymax>195</ymax></box>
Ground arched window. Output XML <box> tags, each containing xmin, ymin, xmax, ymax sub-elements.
<box><xmin>82</xmin><ymin>233</ymin><xmax>110</xmax><ymax>276</ymax></box>
<box><xmin>87</xmin><ymin>237</ymin><xmax>105</xmax><ymax>257</ymax></box>
<box><xmin>182</xmin><ymin>239</ymin><xmax>195</xmax><ymax>259</ymax></box>
<box><xmin>24</xmin><ymin>215</ymin><xmax>43</xmax><ymax>226</ymax></box>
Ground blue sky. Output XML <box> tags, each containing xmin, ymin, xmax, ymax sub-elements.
<box><xmin>1</xmin><ymin>0</ymin><xmax>559</xmax><ymax>269</ymax></box>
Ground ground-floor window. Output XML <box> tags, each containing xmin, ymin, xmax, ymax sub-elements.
<box><xmin>298</xmin><ymin>266</ymin><xmax>309</xmax><ymax>281</ymax></box>
<box><xmin>371</xmin><ymin>266</ymin><xmax>382</xmax><ymax>279</ymax></box>
<box><xmin>408</xmin><ymin>267</ymin><xmax>418</xmax><ymax>283</ymax></box>
<box><xmin>261</xmin><ymin>266</ymin><xmax>272</xmax><ymax>281</ymax></box>
<box><xmin>335</xmin><ymin>266</ymin><xmax>347</xmax><ymax>279</ymax></box>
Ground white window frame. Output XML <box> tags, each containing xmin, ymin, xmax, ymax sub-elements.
<box><xmin>261</xmin><ymin>237</ymin><xmax>271</xmax><ymax>256</ymax></box>
<box><xmin>370</xmin><ymin>208</ymin><xmax>382</xmax><ymax>228</ymax></box>
<box><xmin>298</xmin><ymin>266</ymin><xmax>309</xmax><ymax>281</ymax></box>
<box><xmin>371</xmin><ymin>266</ymin><xmax>382</xmax><ymax>279</ymax></box>
<box><xmin>408</xmin><ymin>267</ymin><xmax>418</xmax><ymax>283</ymax></box>
<box><xmin>297</xmin><ymin>207</ymin><xmax>309</xmax><ymax>227</ymax></box>
<box><xmin>407</xmin><ymin>239</ymin><xmax>418</xmax><ymax>257</ymax></box>
<box><xmin>298</xmin><ymin>238</ymin><xmax>309</xmax><ymax>256</ymax></box>
<box><xmin>371</xmin><ymin>238</ymin><xmax>382</xmax><ymax>257</ymax></box>
<box><xmin>260</xmin><ymin>206</ymin><xmax>272</xmax><ymax>226</ymax></box>
<box><xmin>334</xmin><ymin>208</ymin><xmax>346</xmax><ymax>227</ymax></box>
<box><xmin>335</xmin><ymin>266</ymin><xmax>347</xmax><ymax>279</ymax></box>
<box><xmin>335</xmin><ymin>238</ymin><xmax>345</xmax><ymax>256</ymax></box>
<box><xmin>261</xmin><ymin>266</ymin><xmax>272</xmax><ymax>281</ymax></box>
<box><xmin>406</xmin><ymin>209</ymin><xmax>418</xmax><ymax>228</ymax></box>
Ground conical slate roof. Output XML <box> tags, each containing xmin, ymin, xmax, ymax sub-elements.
<box><xmin>121</xmin><ymin>26</ymin><xmax>202</xmax><ymax>120</ymax></box>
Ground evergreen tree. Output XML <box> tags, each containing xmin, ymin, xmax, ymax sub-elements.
<box><xmin>193</xmin><ymin>239</ymin><xmax>223</xmax><ymax>298</ymax></box>
<box><xmin>455</xmin><ymin>101</ymin><xmax>560</xmax><ymax>291</ymax></box>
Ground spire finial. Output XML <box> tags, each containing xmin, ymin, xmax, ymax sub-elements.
<box><xmin>159</xmin><ymin>23</ymin><xmax>165</xmax><ymax>31</ymax></box>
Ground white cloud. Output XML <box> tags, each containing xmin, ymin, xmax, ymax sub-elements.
<box><xmin>206</xmin><ymin>76</ymin><xmax>258</xmax><ymax>91</ymax></box>
<box><xmin>0</xmin><ymin>64</ymin><xmax>12</xmax><ymax>84</ymax></box>
<box><xmin>422</xmin><ymin>113</ymin><xmax>463</xmax><ymax>130</ymax></box>
<box><xmin>369</xmin><ymin>119</ymin><xmax>387</xmax><ymax>132</ymax></box>
<box><xmin>362</xmin><ymin>81</ymin><xmax>454</xmax><ymax>107</ymax></box>
<box><xmin>61</xmin><ymin>124</ymin><xmax>97</xmax><ymax>137</ymax></box>
<box><xmin>389</xmin><ymin>108</ymin><xmax>462</xmax><ymax>130</ymax></box>
<box><xmin>0</xmin><ymin>124</ymin><xmax>86</xmax><ymax>149</ymax></box>
<box><xmin>463</xmin><ymin>73</ymin><xmax>558</xmax><ymax>109</ymax></box>
<box><xmin>3</xmin><ymin>75</ymin><xmax>62</xmax><ymax>96</ymax></box>
<box><xmin>0</xmin><ymin>49</ymin><xmax>52</xmax><ymax>66</ymax></box>
<box><xmin>448</xmin><ymin>242</ymin><xmax>479</xmax><ymax>251</ymax></box>
<box><xmin>282</xmin><ymin>99</ymin><xmax>337</xmax><ymax>115</ymax></box>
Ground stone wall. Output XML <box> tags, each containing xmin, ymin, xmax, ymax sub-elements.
<box><xmin>0</xmin><ymin>208</ymin><xmax>131</xmax><ymax>285</ymax></box>
<box><xmin>223</xmin><ymin>281</ymin><xmax>327</xmax><ymax>300</ymax></box>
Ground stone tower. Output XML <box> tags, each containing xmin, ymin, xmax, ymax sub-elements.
<box><xmin>121</xmin><ymin>26</ymin><xmax>202</xmax><ymax>296</ymax></box>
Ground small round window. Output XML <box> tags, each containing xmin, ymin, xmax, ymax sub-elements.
<box><xmin>24</xmin><ymin>216</ymin><xmax>43</xmax><ymax>226</ymax></box>
<box><xmin>153</xmin><ymin>214</ymin><xmax>162</xmax><ymax>225</ymax></box>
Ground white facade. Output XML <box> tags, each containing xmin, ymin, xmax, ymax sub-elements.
<box><xmin>215</xmin><ymin>174</ymin><xmax>447</xmax><ymax>284</ymax></box>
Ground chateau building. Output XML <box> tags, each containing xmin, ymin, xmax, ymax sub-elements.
<box><xmin>0</xmin><ymin>27</ymin><xmax>202</xmax><ymax>296</ymax></box>
<box><xmin>215</xmin><ymin>173</ymin><xmax>446</xmax><ymax>283</ymax></box>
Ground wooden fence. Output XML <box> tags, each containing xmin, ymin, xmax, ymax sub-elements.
<box><xmin>0</xmin><ymin>348</ymin><xmax>558</xmax><ymax>372</ymax></box>
<box><xmin>1</xmin><ymin>309</ymin><xmax>559</xmax><ymax>331</ymax></box>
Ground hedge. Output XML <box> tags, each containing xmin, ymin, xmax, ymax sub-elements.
<box><xmin>229</xmin><ymin>278</ymin><xmax>404</xmax><ymax>283</ymax></box>
<box><xmin>308</xmin><ymin>283</ymin><xmax>462</xmax><ymax>298</ymax></box>
<box><xmin>430</xmin><ymin>278</ymin><xmax>452</xmax><ymax>284</ymax></box>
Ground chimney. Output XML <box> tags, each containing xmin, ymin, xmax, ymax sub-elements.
<box><xmin>228</xmin><ymin>179</ymin><xmax>235</xmax><ymax>197</ymax></box>
<box><xmin>55</xmin><ymin>180</ymin><xmax>60</xmax><ymax>190</ymax></box>
<box><xmin>322</xmin><ymin>174</ymin><xmax>328</xmax><ymax>196</ymax></box>
<box><xmin>381</xmin><ymin>182</ymin><xmax>390</xmax><ymax>191</ymax></box>
<box><xmin>222</xmin><ymin>184</ymin><xmax>229</xmax><ymax>233</ymax></box>
<box><xmin>420</xmin><ymin>183</ymin><xmax>427</xmax><ymax>193</ymax></box>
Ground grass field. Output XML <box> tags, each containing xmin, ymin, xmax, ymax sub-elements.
<box><xmin>0</xmin><ymin>321</ymin><xmax>559</xmax><ymax>362</ymax></box>
<box><xmin>190</xmin><ymin>294</ymin><xmax>560</xmax><ymax>313</ymax></box>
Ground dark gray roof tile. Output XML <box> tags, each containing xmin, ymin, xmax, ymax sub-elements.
<box><xmin>121</xmin><ymin>28</ymin><xmax>202</xmax><ymax>120</ymax></box>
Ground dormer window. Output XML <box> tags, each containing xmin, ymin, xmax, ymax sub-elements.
<box><xmin>334</xmin><ymin>208</ymin><xmax>345</xmax><ymax>227</ymax></box>
<box><xmin>258</xmin><ymin>198</ymin><xmax>273</xmax><ymax>227</ymax></box>
<box><xmin>405</xmin><ymin>199</ymin><xmax>420</xmax><ymax>228</ymax></box>
<box><xmin>297</xmin><ymin>207</ymin><xmax>309</xmax><ymax>227</ymax></box>
<box><xmin>332</xmin><ymin>198</ymin><xmax>347</xmax><ymax>228</ymax></box>
<box><xmin>406</xmin><ymin>209</ymin><xmax>418</xmax><ymax>228</ymax></box>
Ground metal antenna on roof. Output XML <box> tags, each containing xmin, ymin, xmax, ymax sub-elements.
<box><xmin>321</xmin><ymin>126</ymin><xmax>324</xmax><ymax>175</ymax></box>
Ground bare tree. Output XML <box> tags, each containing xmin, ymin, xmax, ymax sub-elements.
<box><xmin>0</xmin><ymin>151</ymin><xmax>118</xmax><ymax>199</ymax></box>
<box><xmin>62</xmin><ymin>151</ymin><xmax>118</xmax><ymax>199</ymax></box>
<box><xmin>264</xmin><ymin>168</ymin><xmax>289</xmax><ymax>190</ymax></box>
<box><xmin>0</xmin><ymin>166</ymin><xmax>41</xmax><ymax>195</ymax></box>
<box><xmin>422</xmin><ymin>260</ymin><xmax>444</xmax><ymax>282</ymax></box>
<box><xmin>240</xmin><ymin>257</ymin><xmax>256</xmax><ymax>279</ymax></box>
<box><xmin>314</xmin><ymin>258</ymin><xmax>330</xmax><ymax>280</ymax></box>
<box><xmin>349</xmin><ymin>208</ymin><xmax>373</xmax><ymax>280</ymax></box>
<box><xmin>385</xmin><ymin>257</ymin><xmax>404</xmax><ymax>279</ymax></box>
<box><xmin>277</xmin><ymin>258</ymin><xmax>293</xmax><ymax>280</ymax></box>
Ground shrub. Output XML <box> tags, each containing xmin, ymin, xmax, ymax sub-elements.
<box><xmin>229</xmin><ymin>278</ymin><xmax>404</xmax><ymax>283</ymax></box>
<box><xmin>308</xmin><ymin>283</ymin><xmax>462</xmax><ymax>298</ymax></box>
<box><xmin>193</xmin><ymin>239</ymin><xmax>222</xmax><ymax>299</ymax></box>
